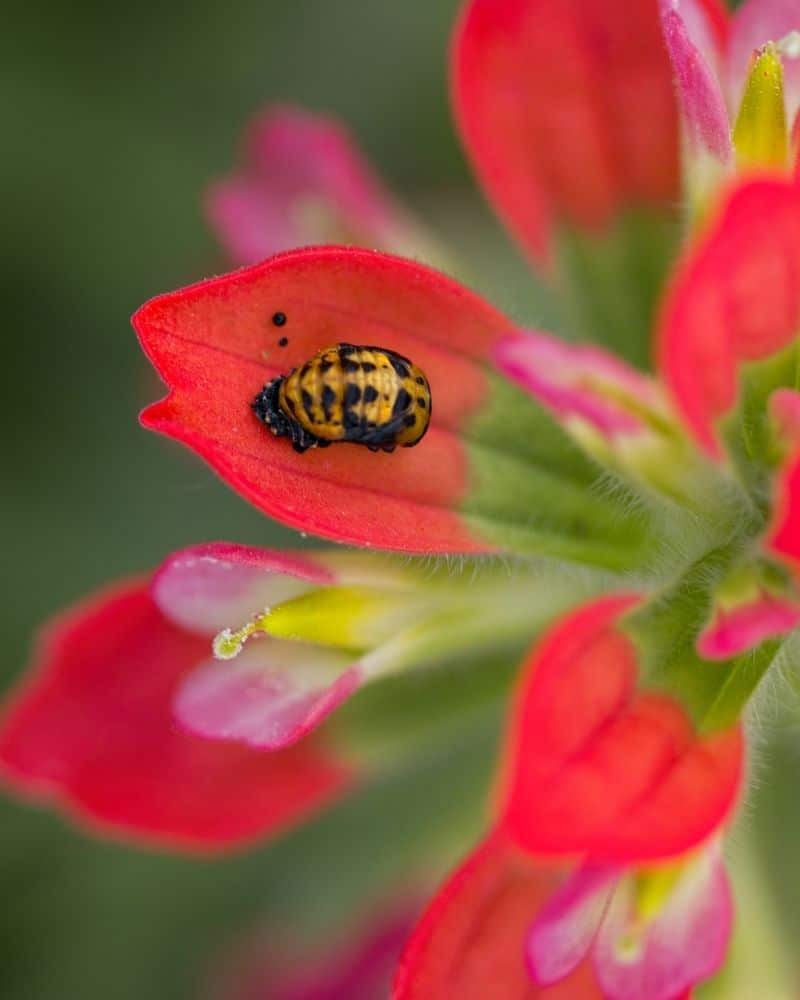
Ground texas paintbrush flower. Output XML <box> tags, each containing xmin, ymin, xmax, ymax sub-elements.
<box><xmin>3</xmin><ymin>0</ymin><xmax>800</xmax><ymax>995</ymax></box>
<box><xmin>0</xmin><ymin>575</ymin><xmax>352</xmax><ymax>852</ymax></box>
<box><xmin>0</xmin><ymin>542</ymin><xmax>585</xmax><ymax>850</ymax></box>
<box><xmin>155</xmin><ymin>542</ymin><xmax>583</xmax><ymax>751</ymax></box>
<box><xmin>394</xmin><ymin>597</ymin><xmax>743</xmax><ymax>1000</ymax></box>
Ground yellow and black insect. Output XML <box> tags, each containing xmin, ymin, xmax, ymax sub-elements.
<box><xmin>252</xmin><ymin>343</ymin><xmax>432</xmax><ymax>453</ymax></box>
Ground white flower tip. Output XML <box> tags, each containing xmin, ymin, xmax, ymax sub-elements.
<box><xmin>778</xmin><ymin>31</ymin><xmax>800</xmax><ymax>60</ymax></box>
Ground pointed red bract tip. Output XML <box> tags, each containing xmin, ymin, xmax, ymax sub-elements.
<box><xmin>133</xmin><ymin>247</ymin><xmax>514</xmax><ymax>553</ymax></box>
<box><xmin>659</xmin><ymin>178</ymin><xmax>800</xmax><ymax>455</ymax></box>
<box><xmin>452</xmin><ymin>0</ymin><xmax>683</xmax><ymax>265</ymax></box>
<box><xmin>393</xmin><ymin>832</ymin><xmax>599</xmax><ymax>999</ymax></box>
<box><xmin>500</xmin><ymin>597</ymin><xmax>743</xmax><ymax>862</ymax></box>
<box><xmin>0</xmin><ymin>581</ymin><xmax>351</xmax><ymax>852</ymax></box>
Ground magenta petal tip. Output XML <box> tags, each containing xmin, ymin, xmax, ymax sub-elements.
<box><xmin>660</xmin><ymin>0</ymin><xmax>732</xmax><ymax>163</ymax></box>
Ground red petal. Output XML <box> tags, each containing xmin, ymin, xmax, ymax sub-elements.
<box><xmin>0</xmin><ymin>580</ymin><xmax>351</xmax><ymax>852</ymax></box>
<box><xmin>393</xmin><ymin>831</ymin><xmax>599</xmax><ymax>999</ymax></box>
<box><xmin>768</xmin><ymin>448</ymin><xmax>800</xmax><ymax>563</ymax></box>
<box><xmin>452</xmin><ymin>0</ymin><xmax>687</xmax><ymax>264</ymax></box>
<box><xmin>659</xmin><ymin>178</ymin><xmax>800</xmax><ymax>455</ymax></box>
<box><xmin>500</xmin><ymin>598</ymin><xmax>743</xmax><ymax>862</ymax></box>
<box><xmin>134</xmin><ymin>248</ymin><xmax>516</xmax><ymax>553</ymax></box>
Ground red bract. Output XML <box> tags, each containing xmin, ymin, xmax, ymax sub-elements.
<box><xmin>0</xmin><ymin>580</ymin><xmax>351</xmax><ymax>852</ymax></box>
<box><xmin>659</xmin><ymin>178</ymin><xmax>800</xmax><ymax>455</ymax></box>
<box><xmin>395</xmin><ymin>599</ymin><xmax>742</xmax><ymax>997</ymax></box>
<box><xmin>451</xmin><ymin>0</ymin><xmax>693</xmax><ymax>264</ymax></box>
<box><xmin>134</xmin><ymin>247</ymin><xmax>516</xmax><ymax>554</ymax></box>
<box><xmin>767</xmin><ymin>388</ymin><xmax>800</xmax><ymax>565</ymax></box>
<box><xmin>393</xmin><ymin>832</ymin><xmax>599</xmax><ymax>999</ymax></box>
<box><xmin>499</xmin><ymin>598</ymin><xmax>743</xmax><ymax>863</ymax></box>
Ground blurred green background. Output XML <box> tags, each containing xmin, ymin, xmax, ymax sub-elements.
<box><xmin>2</xmin><ymin>0</ymin><xmax>798</xmax><ymax>996</ymax></box>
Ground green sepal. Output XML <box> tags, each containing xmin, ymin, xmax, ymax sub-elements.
<box><xmin>333</xmin><ymin>558</ymin><xmax>603</xmax><ymax>761</ymax></box>
<box><xmin>462</xmin><ymin>370</ymin><xmax>658</xmax><ymax>570</ymax></box>
<box><xmin>330</xmin><ymin>645</ymin><xmax>519</xmax><ymax>765</ymax></box>
<box><xmin>625</xmin><ymin>543</ymin><xmax>786</xmax><ymax>730</ymax></box>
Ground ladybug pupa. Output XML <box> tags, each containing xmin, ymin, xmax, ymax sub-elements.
<box><xmin>252</xmin><ymin>343</ymin><xmax>432</xmax><ymax>453</ymax></box>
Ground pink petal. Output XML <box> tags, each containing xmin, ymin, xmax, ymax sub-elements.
<box><xmin>152</xmin><ymin>542</ymin><xmax>334</xmax><ymax>635</ymax></box>
<box><xmin>593</xmin><ymin>849</ymin><xmax>732</xmax><ymax>1000</ymax></box>
<box><xmin>697</xmin><ymin>590</ymin><xmax>800</xmax><ymax>658</ymax></box>
<box><xmin>494</xmin><ymin>331</ymin><xmax>659</xmax><ymax>438</ymax></box>
<box><xmin>730</xmin><ymin>0</ymin><xmax>800</xmax><ymax>122</ymax></box>
<box><xmin>660</xmin><ymin>0</ymin><xmax>732</xmax><ymax>162</ymax></box>
<box><xmin>0</xmin><ymin>581</ymin><xmax>351</xmax><ymax>851</ymax></box>
<box><xmin>394</xmin><ymin>831</ymin><xmax>601</xmax><ymax>999</ymax></box>
<box><xmin>769</xmin><ymin>449</ymin><xmax>800</xmax><ymax>567</ymax></box>
<box><xmin>173</xmin><ymin>642</ymin><xmax>362</xmax><ymax>750</ymax></box>
<box><xmin>526</xmin><ymin>865</ymin><xmax>620</xmax><ymax>986</ymax></box>
<box><xmin>206</xmin><ymin>105</ymin><xmax>415</xmax><ymax>265</ymax></box>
